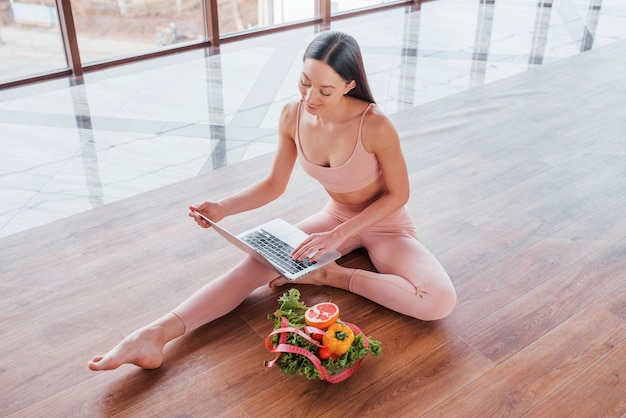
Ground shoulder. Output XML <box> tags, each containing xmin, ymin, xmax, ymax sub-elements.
<box><xmin>361</xmin><ymin>104</ymin><xmax>400</xmax><ymax>151</ymax></box>
<box><xmin>278</xmin><ymin>100</ymin><xmax>301</xmax><ymax>135</ymax></box>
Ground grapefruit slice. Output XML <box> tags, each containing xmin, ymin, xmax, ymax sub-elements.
<box><xmin>305</xmin><ymin>302</ymin><xmax>340</xmax><ymax>329</ymax></box>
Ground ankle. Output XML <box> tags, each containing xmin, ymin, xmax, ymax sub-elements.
<box><xmin>143</xmin><ymin>313</ymin><xmax>186</xmax><ymax>345</ymax></box>
<box><xmin>319</xmin><ymin>263</ymin><xmax>353</xmax><ymax>290</ymax></box>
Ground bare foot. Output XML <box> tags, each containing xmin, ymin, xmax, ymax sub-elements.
<box><xmin>269</xmin><ymin>262</ymin><xmax>352</xmax><ymax>290</ymax></box>
<box><xmin>88</xmin><ymin>314</ymin><xmax>185</xmax><ymax>371</ymax></box>
<box><xmin>88</xmin><ymin>328</ymin><xmax>165</xmax><ymax>371</ymax></box>
<box><xmin>268</xmin><ymin>275</ymin><xmax>290</xmax><ymax>288</ymax></box>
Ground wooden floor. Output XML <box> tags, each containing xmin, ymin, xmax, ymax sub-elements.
<box><xmin>2</xmin><ymin>40</ymin><xmax>626</xmax><ymax>417</ymax></box>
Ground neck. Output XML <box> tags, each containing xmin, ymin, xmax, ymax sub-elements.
<box><xmin>316</xmin><ymin>97</ymin><xmax>353</xmax><ymax>125</ymax></box>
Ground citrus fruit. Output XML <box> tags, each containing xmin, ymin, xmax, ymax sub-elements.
<box><xmin>305</xmin><ymin>302</ymin><xmax>340</xmax><ymax>329</ymax></box>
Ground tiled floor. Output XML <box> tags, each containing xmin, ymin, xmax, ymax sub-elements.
<box><xmin>1</xmin><ymin>0</ymin><xmax>625</xmax><ymax>238</ymax></box>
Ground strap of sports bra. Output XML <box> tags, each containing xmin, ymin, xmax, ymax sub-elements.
<box><xmin>294</xmin><ymin>101</ymin><xmax>303</xmax><ymax>145</ymax></box>
<box><xmin>357</xmin><ymin>103</ymin><xmax>375</xmax><ymax>142</ymax></box>
<box><xmin>296</xmin><ymin>101</ymin><xmax>373</xmax><ymax>145</ymax></box>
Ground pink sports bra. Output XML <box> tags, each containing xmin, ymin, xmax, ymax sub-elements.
<box><xmin>295</xmin><ymin>101</ymin><xmax>382</xmax><ymax>193</ymax></box>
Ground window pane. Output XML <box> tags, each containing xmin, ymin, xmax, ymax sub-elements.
<box><xmin>219</xmin><ymin>0</ymin><xmax>316</xmax><ymax>36</ymax></box>
<box><xmin>71</xmin><ymin>0</ymin><xmax>205</xmax><ymax>64</ymax></box>
<box><xmin>0</xmin><ymin>0</ymin><xmax>68</xmax><ymax>83</ymax></box>
<box><xmin>332</xmin><ymin>0</ymin><xmax>404</xmax><ymax>14</ymax></box>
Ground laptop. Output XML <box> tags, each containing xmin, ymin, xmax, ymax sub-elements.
<box><xmin>192</xmin><ymin>211</ymin><xmax>341</xmax><ymax>280</ymax></box>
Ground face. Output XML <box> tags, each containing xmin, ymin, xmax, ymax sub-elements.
<box><xmin>299</xmin><ymin>58</ymin><xmax>356</xmax><ymax>115</ymax></box>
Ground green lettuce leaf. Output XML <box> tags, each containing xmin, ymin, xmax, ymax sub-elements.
<box><xmin>268</xmin><ymin>288</ymin><xmax>308</xmax><ymax>328</ymax></box>
<box><xmin>267</xmin><ymin>289</ymin><xmax>382</xmax><ymax>381</ymax></box>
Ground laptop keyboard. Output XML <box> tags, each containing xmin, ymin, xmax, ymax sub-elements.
<box><xmin>241</xmin><ymin>229</ymin><xmax>316</xmax><ymax>274</ymax></box>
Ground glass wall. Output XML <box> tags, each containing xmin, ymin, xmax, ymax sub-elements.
<box><xmin>218</xmin><ymin>0</ymin><xmax>317</xmax><ymax>36</ymax></box>
<box><xmin>0</xmin><ymin>0</ymin><xmax>68</xmax><ymax>83</ymax></box>
<box><xmin>72</xmin><ymin>0</ymin><xmax>205</xmax><ymax>64</ymax></box>
<box><xmin>333</xmin><ymin>0</ymin><xmax>402</xmax><ymax>14</ymax></box>
<box><xmin>0</xmin><ymin>0</ymin><xmax>412</xmax><ymax>87</ymax></box>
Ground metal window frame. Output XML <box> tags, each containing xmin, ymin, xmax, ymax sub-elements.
<box><xmin>1</xmin><ymin>0</ymin><xmax>423</xmax><ymax>90</ymax></box>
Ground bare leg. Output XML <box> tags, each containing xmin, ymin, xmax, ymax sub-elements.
<box><xmin>88</xmin><ymin>256</ymin><xmax>279</xmax><ymax>371</ymax></box>
<box><xmin>88</xmin><ymin>312</ymin><xmax>185</xmax><ymax>371</ymax></box>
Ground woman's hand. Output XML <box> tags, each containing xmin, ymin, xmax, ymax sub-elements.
<box><xmin>292</xmin><ymin>229</ymin><xmax>345</xmax><ymax>262</ymax></box>
<box><xmin>188</xmin><ymin>201</ymin><xmax>225</xmax><ymax>228</ymax></box>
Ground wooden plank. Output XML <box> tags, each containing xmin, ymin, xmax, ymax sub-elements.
<box><xmin>459</xmin><ymin>239</ymin><xmax>626</xmax><ymax>364</ymax></box>
<box><xmin>320</xmin><ymin>337</ymin><xmax>494</xmax><ymax>417</ymax></box>
<box><xmin>105</xmin><ymin>344</ymin><xmax>290</xmax><ymax>417</ymax></box>
<box><xmin>425</xmin><ymin>304</ymin><xmax>626</xmax><ymax>417</ymax></box>
<box><xmin>524</xmin><ymin>340</ymin><xmax>626</xmax><ymax>418</ymax></box>
<box><xmin>595</xmin><ymin>280</ymin><xmax>626</xmax><ymax>322</ymax></box>
<box><xmin>6</xmin><ymin>312</ymin><xmax>264</xmax><ymax>417</ymax></box>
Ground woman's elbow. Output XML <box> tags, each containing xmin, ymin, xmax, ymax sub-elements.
<box><xmin>392</xmin><ymin>187</ymin><xmax>410</xmax><ymax>207</ymax></box>
<box><xmin>264</xmin><ymin>178</ymin><xmax>288</xmax><ymax>201</ymax></box>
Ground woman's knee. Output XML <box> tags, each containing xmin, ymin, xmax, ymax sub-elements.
<box><xmin>409</xmin><ymin>281</ymin><xmax>457</xmax><ymax>321</ymax></box>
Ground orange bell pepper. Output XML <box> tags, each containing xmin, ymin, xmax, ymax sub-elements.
<box><xmin>322</xmin><ymin>322</ymin><xmax>355</xmax><ymax>357</ymax></box>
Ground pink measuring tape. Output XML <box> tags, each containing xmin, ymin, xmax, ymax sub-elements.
<box><xmin>264</xmin><ymin>317</ymin><xmax>369</xmax><ymax>383</ymax></box>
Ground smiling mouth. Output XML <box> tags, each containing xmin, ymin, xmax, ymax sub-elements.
<box><xmin>306</xmin><ymin>103</ymin><xmax>321</xmax><ymax>110</ymax></box>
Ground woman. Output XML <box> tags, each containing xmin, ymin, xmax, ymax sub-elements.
<box><xmin>88</xmin><ymin>31</ymin><xmax>456</xmax><ymax>371</ymax></box>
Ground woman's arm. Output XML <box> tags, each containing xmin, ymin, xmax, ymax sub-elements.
<box><xmin>190</xmin><ymin>102</ymin><xmax>299</xmax><ymax>224</ymax></box>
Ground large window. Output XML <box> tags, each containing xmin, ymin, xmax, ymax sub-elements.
<box><xmin>333</xmin><ymin>0</ymin><xmax>402</xmax><ymax>14</ymax></box>
<box><xmin>0</xmin><ymin>0</ymin><xmax>67</xmax><ymax>83</ymax></box>
<box><xmin>1</xmin><ymin>0</ymin><xmax>413</xmax><ymax>87</ymax></box>
<box><xmin>72</xmin><ymin>0</ymin><xmax>205</xmax><ymax>64</ymax></box>
<box><xmin>218</xmin><ymin>0</ymin><xmax>317</xmax><ymax>35</ymax></box>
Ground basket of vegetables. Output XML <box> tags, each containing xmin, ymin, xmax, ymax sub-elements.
<box><xmin>264</xmin><ymin>289</ymin><xmax>382</xmax><ymax>383</ymax></box>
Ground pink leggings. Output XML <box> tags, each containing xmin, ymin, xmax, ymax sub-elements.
<box><xmin>173</xmin><ymin>200</ymin><xmax>456</xmax><ymax>333</ymax></box>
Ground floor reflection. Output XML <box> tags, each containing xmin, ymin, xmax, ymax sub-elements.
<box><xmin>70</xmin><ymin>78</ymin><xmax>105</xmax><ymax>208</ymax></box>
<box><xmin>0</xmin><ymin>0</ymin><xmax>624</xmax><ymax>238</ymax></box>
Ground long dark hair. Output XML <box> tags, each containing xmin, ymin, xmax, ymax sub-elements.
<box><xmin>304</xmin><ymin>31</ymin><xmax>376</xmax><ymax>104</ymax></box>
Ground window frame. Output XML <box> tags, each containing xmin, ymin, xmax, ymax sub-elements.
<box><xmin>1</xmin><ymin>0</ymin><xmax>418</xmax><ymax>89</ymax></box>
